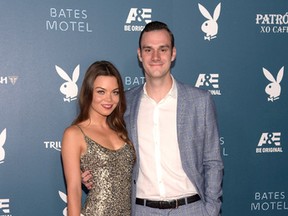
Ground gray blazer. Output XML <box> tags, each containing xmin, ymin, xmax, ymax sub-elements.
<box><xmin>124</xmin><ymin>79</ymin><xmax>224</xmax><ymax>216</ymax></box>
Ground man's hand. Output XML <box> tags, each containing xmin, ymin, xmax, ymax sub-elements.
<box><xmin>81</xmin><ymin>170</ymin><xmax>93</xmax><ymax>190</ymax></box>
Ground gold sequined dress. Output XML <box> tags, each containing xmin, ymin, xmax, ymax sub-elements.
<box><xmin>79</xmin><ymin>127</ymin><xmax>134</xmax><ymax>216</ymax></box>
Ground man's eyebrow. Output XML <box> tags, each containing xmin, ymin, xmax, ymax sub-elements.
<box><xmin>142</xmin><ymin>45</ymin><xmax>170</xmax><ymax>49</ymax></box>
<box><xmin>159</xmin><ymin>45</ymin><xmax>170</xmax><ymax>49</ymax></box>
<box><xmin>142</xmin><ymin>45</ymin><xmax>152</xmax><ymax>49</ymax></box>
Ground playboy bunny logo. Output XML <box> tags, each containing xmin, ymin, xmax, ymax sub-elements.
<box><xmin>0</xmin><ymin>128</ymin><xmax>7</xmax><ymax>164</ymax></box>
<box><xmin>198</xmin><ymin>3</ymin><xmax>221</xmax><ymax>41</ymax></box>
<box><xmin>56</xmin><ymin>65</ymin><xmax>80</xmax><ymax>102</ymax></box>
<box><xmin>263</xmin><ymin>66</ymin><xmax>284</xmax><ymax>102</ymax></box>
<box><xmin>59</xmin><ymin>191</ymin><xmax>84</xmax><ymax>216</ymax></box>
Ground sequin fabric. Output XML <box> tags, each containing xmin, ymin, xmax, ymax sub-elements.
<box><xmin>80</xmin><ymin>133</ymin><xmax>134</xmax><ymax>216</ymax></box>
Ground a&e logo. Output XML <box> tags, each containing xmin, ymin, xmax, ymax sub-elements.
<box><xmin>0</xmin><ymin>128</ymin><xmax>7</xmax><ymax>164</ymax></box>
<box><xmin>198</xmin><ymin>3</ymin><xmax>221</xmax><ymax>41</ymax></box>
<box><xmin>195</xmin><ymin>74</ymin><xmax>221</xmax><ymax>95</ymax></box>
<box><xmin>124</xmin><ymin>8</ymin><xmax>152</xmax><ymax>32</ymax></box>
<box><xmin>256</xmin><ymin>132</ymin><xmax>283</xmax><ymax>153</ymax></box>
<box><xmin>262</xmin><ymin>66</ymin><xmax>284</xmax><ymax>102</ymax></box>
<box><xmin>56</xmin><ymin>65</ymin><xmax>80</xmax><ymax>102</ymax></box>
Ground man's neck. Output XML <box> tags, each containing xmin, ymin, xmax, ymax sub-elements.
<box><xmin>145</xmin><ymin>75</ymin><xmax>173</xmax><ymax>103</ymax></box>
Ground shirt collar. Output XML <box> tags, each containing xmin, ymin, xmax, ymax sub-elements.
<box><xmin>143</xmin><ymin>75</ymin><xmax>177</xmax><ymax>100</ymax></box>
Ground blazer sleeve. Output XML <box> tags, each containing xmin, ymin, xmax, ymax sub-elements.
<box><xmin>202</xmin><ymin>93</ymin><xmax>224</xmax><ymax>216</ymax></box>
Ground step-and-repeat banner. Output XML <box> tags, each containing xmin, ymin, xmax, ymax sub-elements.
<box><xmin>1</xmin><ymin>0</ymin><xmax>287</xmax><ymax>215</ymax></box>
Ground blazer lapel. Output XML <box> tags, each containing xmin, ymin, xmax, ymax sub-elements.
<box><xmin>176</xmin><ymin>82</ymin><xmax>186</xmax><ymax>148</ymax></box>
<box><xmin>128</xmin><ymin>87</ymin><xmax>143</xmax><ymax>157</ymax></box>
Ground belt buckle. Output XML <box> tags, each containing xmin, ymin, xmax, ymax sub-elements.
<box><xmin>168</xmin><ymin>199</ymin><xmax>178</xmax><ymax>209</ymax></box>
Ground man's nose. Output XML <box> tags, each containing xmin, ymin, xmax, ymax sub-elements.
<box><xmin>152</xmin><ymin>50</ymin><xmax>160</xmax><ymax>61</ymax></box>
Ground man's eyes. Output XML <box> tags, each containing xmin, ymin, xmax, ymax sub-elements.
<box><xmin>143</xmin><ymin>48</ymin><xmax>168</xmax><ymax>53</ymax></box>
<box><xmin>143</xmin><ymin>48</ymin><xmax>151</xmax><ymax>52</ymax></box>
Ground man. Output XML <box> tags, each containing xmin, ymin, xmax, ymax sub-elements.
<box><xmin>83</xmin><ymin>21</ymin><xmax>223</xmax><ymax>215</ymax></box>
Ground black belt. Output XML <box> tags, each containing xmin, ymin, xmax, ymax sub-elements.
<box><xmin>136</xmin><ymin>194</ymin><xmax>200</xmax><ymax>209</ymax></box>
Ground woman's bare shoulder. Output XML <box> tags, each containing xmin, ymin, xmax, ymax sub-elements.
<box><xmin>62</xmin><ymin>125</ymin><xmax>84</xmax><ymax>144</ymax></box>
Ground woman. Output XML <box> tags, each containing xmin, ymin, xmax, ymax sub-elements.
<box><xmin>61</xmin><ymin>61</ymin><xmax>135</xmax><ymax>216</ymax></box>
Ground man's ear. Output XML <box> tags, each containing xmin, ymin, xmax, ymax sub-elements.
<box><xmin>171</xmin><ymin>47</ymin><xmax>176</xmax><ymax>62</ymax></box>
<box><xmin>137</xmin><ymin>48</ymin><xmax>142</xmax><ymax>62</ymax></box>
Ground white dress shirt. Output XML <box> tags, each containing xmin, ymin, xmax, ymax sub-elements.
<box><xmin>136</xmin><ymin>76</ymin><xmax>197</xmax><ymax>200</ymax></box>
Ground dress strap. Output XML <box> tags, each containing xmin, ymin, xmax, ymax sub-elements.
<box><xmin>76</xmin><ymin>125</ymin><xmax>86</xmax><ymax>136</ymax></box>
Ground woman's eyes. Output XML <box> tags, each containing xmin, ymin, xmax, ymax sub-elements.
<box><xmin>96</xmin><ymin>90</ymin><xmax>119</xmax><ymax>95</ymax></box>
<box><xmin>96</xmin><ymin>90</ymin><xmax>105</xmax><ymax>94</ymax></box>
<box><xmin>113</xmin><ymin>91</ymin><xmax>119</xmax><ymax>95</ymax></box>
